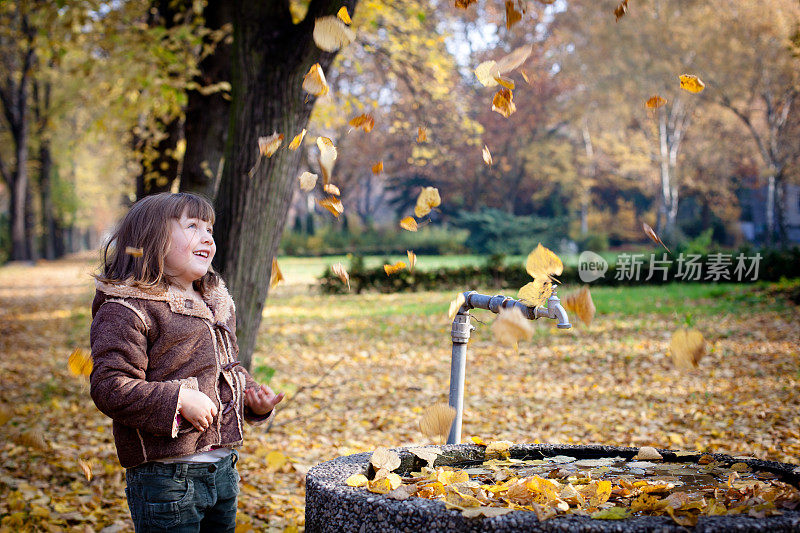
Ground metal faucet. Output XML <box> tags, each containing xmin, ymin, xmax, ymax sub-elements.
<box><xmin>447</xmin><ymin>288</ymin><xmax>572</xmax><ymax>444</ymax></box>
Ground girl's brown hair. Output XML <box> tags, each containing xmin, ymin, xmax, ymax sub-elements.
<box><xmin>95</xmin><ymin>192</ymin><xmax>220</xmax><ymax>295</ymax></box>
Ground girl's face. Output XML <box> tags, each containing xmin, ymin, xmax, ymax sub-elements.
<box><xmin>164</xmin><ymin>210</ymin><xmax>216</xmax><ymax>290</ymax></box>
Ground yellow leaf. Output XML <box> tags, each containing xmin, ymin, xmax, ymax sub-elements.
<box><xmin>454</xmin><ymin>0</ymin><xmax>477</xmax><ymax>9</ymax></box>
<box><xmin>332</xmin><ymin>262</ymin><xmax>350</xmax><ymax>290</ymax></box>
<box><xmin>471</xmin><ymin>436</ymin><xmax>485</xmax><ymax>446</ymax></box>
<box><xmin>642</xmin><ymin>221</ymin><xmax>670</xmax><ymax>252</ymax></box>
<box><xmin>414</xmin><ymin>187</ymin><xmax>441</xmax><ymax>218</ymax></box>
<box><xmin>0</xmin><ymin>404</ymin><xmax>11</xmax><ymax>426</ymax></box>
<box><xmin>337</xmin><ymin>6</ymin><xmax>351</xmax><ymax>24</ymax></box>
<box><xmin>448</xmin><ymin>292</ymin><xmax>466</xmax><ymax>320</ymax></box>
<box><xmin>485</xmin><ymin>440</ymin><xmax>513</xmax><ymax>456</ymax></box>
<box><xmin>491</xmin><ymin>307</ymin><xmax>534</xmax><ymax>348</ymax></box>
<box><xmin>561</xmin><ymin>286</ymin><xmax>595</xmax><ymax>326</ymax></box>
<box><xmin>679</xmin><ymin>74</ymin><xmax>705</xmax><ymax>93</ymax></box>
<box><xmin>417</xmin><ymin>126</ymin><xmax>427</xmax><ymax>143</ymax></box>
<box><xmin>302</xmin><ymin>63</ymin><xmax>329</xmax><ymax>97</ymax></box>
<box><xmin>68</xmin><ymin>347</ymin><xmax>92</xmax><ymax>377</ymax></box>
<box><xmin>78</xmin><ymin>458</ymin><xmax>93</xmax><ymax>482</ymax></box>
<box><xmin>482</xmin><ymin>145</ymin><xmax>493</xmax><ymax>166</ymax></box>
<box><xmin>317</xmin><ymin>136</ymin><xmax>337</xmax><ymax>185</ymax></box>
<box><xmin>288</xmin><ymin>129</ymin><xmax>306</xmax><ymax>150</ymax></box>
<box><xmin>368</xmin><ymin>472</ymin><xmax>402</xmax><ymax>493</ymax></box>
<box><xmin>349</xmin><ymin>114</ymin><xmax>375</xmax><ymax>133</ymax></box>
<box><xmin>298</xmin><ymin>171</ymin><xmax>318</xmax><ymax>192</ymax></box>
<box><xmin>494</xmin><ymin>75</ymin><xmax>515</xmax><ymax>90</ymax></box>
<box><xmin>518</xmin><ymin>279</ymin><xmax>553</xmax><ymax>307</ymax></box>
<box><xmin>313</xmin><ymin>15</ymin><xmax>356</xmax><ymax>52</ymax></box>
<box><xmin>318</xmin><ymin>196</ymin><xmax>343</xmax><ymax>217</ymax></box>
<box><xmin>400</xmin><ymin>216</ymin><xmax>418</xmax><ymax>232</ymax></box>
<box><xmin>125</xmin><ymin>246</ymin><xmax>143</xmax><ymax>258</ymax></box>
<box><xmin>525</xmin><ymin>243</ymin><xmax>563</xmax><ymax>279</ymax></box>
<box><xmin>407</xmin><ymin>250</ymin><xmax>416</xmax><ymax>271</ymax></box>
<box><xmin>670</xmin><ymin>328</ymin><xmax>706</xmax><ymax>369</ymax></box>
<box><xmin>324</xmin><ymin>183</ymin><xmax>341</xmax><ymax>196</ymax></box>
<box><xmin>475</xmin><ymin>61</ymin><xmax>501</xmax><ymax>87</ymax></box>
<box><xmin>371</xmin><ymin>447</ymin><xmax>401</xmax><ymax>472</ymax></box>
<box><xmin>258</xmin><ymin>133</ymin><xmax>283</xmax><ymax>157</ymax></box>
<box><xmin>646</xmin><ymin>95</ymin><xmax>667</xmax><ymax>109</ymax></box>
<box><xmin>345</xmin><ymin>473</ymin><xmax>368</xmax><ymax>487</ymax></box>
<box><xmin>505</xmin><ymin>0</ymin><xmax>522</xmax><ymax>29</ymax></box>
<box><xmin>592</xmin><ymin>506</ymin><xmax>631</xmax><ymax>520</ymax></box>
<box><xmin>590</xmin><ymin>479</ymin><xmax>612</xmax><ymax>507</ymax></box>
<box><xmin>266</xmin><ymin>450</ymin><xmax>289</xmax><ymax>471</ymax></box>
<box><xmin>491</xmin><ymin>88</ymin><xmax>516</xmax><ymax>118</ymax></box>
<box><xmin>384</xmin><ymin>261</ymin><xmax>406</xmax><ymax>275</ymax></box>
<box><xmin>371</xmin><ymin>161</ymin><xmax>383</xmax><ymax>174</ymax></box>
<box><xmin>419</xmin><ymin>403</ymin><xmax>456</xmax><ymax>441</ymax></box>
<box><xmin>270</xmin><ymin>258</ymin><xmax>283</xmax><ymax>289</ymax></box>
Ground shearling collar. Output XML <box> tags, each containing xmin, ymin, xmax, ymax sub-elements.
<box><xmin>95</xmin><ymin>278</ymin><xmax>234</xmax><ymax>324</ymax></box>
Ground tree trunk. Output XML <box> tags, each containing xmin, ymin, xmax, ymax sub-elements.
<box><xmin>39</xmin><ymin>139</ymin><xmax>56</xmax><ymax>259</ymax></box>
<box><xmin>214</xmin><ymin>0</ymin><xmax>358</xmax><ymax>371</ymax></box>
<box><xmin>180</xmin><ymin>0</ymin><xmax>232</xmax><ymax>199</ymax></box>
<box><xmin>134</xmin><ymin>117</ymin><xmax>183</xmax><ymax>200</ymax></box>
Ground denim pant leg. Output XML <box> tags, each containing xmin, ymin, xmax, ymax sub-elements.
<box><xmin>199</xmin><ymin>450</ymin><xmax>239</xmax><ymax>533</ymax></box>
<box><xmin>125</xmin><ymin>464</ymin><xmax>203</xmax><ymax>533</ymax></box>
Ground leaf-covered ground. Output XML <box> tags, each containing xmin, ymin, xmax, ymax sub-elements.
<box><xmin>1</xmin><ymin>256</ymin><xmax>798</xmax><ymax>531</ymax></box>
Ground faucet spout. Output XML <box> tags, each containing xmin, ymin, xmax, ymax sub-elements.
<box><xmin>551</xmin><ymin>300</ymin><xmax>571</xmax><ymax>329</ymax></box>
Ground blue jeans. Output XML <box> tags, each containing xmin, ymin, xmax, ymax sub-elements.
<box><xmin>125</xmin><ymin>450</ymin><xmax>240</xmax><ymax>533</ymax></box>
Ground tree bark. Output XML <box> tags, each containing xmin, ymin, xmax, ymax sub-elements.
<box><xmin>214</xmin><ymin>0</ymin><xmax>358</xmax><ymax>371</ymax></box>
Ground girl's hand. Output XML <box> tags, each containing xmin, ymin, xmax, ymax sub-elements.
<box><xmin>244</xmin><ymin>384</ymin><xmax>284</xmax><ymax>416</ymax></box>
<box><xmin>178</xmin><ymin>388</ymin><xmax>218</xmax><ymax>431</ymax></box>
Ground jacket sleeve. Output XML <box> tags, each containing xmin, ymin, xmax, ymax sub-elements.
<box><xmin>228</xmin><ymin>308</ymin><xmax>276</xmax><ymax>426</ymax></box>
<box><xmin>90</xmin><ymin>301</ymin><xmax>189</xmax><ymax>437</ymax></box>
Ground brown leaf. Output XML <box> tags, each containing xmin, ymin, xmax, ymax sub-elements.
<box><xmin>614</xmin><ymin>0</ymin><xmax>628</xmax><ymax>21</ymax></box>
<box><xmin>454</xmin><ymin>0</ymin><xmax>477</xmax><ymax>9</ymax></box>
<box><xmin>318</xmin><ymin>196</ymin><xmax>343</xmax><ymax>217</ymax></box>
<box><xmin>323</xmin><ymin>183</ymin><xmax>341</xmax><ymax>196</ymax></box>
<box><xmin>417</xmin><ymin>126</ymin><xmax>427</xmax><ymax>143</ymax></box>
<box><xmin>258</xmin><ymin>133</ymin><xmax>284</xmax><ymax>157</ymax></box>
<box><xmin>349</xmin><ymin>114</ymin><xmax>375</xmax><ymax>133</ymax></box>
<box><xmin>491</xmin><ymin>306</ymin><xmax>534</xmax><ymax>348</ymax></box>
<box><xmin>78</xmin><ymin>458</ymin><xmax>93</xmax><ymax>482</ymax></box>
<box><xmin>491</xmin><ymin>88</ymin><xmax>516</xmax><ymax>118</ymax></box>
<box><xmin>505</xmin><ymin>0</ymin><xmax>522</xmax><ymax>29</ymax></box>
<box><xmin>331</xmin><ymin>262</ymin><xmax>350</xmax><ymax>290</ymax></box>
<box><xmin>642</xmin><ymin>222</ymin><xmax>670</xmax><ymax>252</ymax></box>
<box><xmin>561</xmin><ymin>286</ymin><xmax>596</xmax><ymax>326</ymax></box>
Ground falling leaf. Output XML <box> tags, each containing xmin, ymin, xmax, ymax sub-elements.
<box><xmin>679</xmin><ymin>74</ymin><xmax>705</xmax><ymax>93</ymax></box>
<box><xmin>454</xmin><ymin>0</ymin><xmax>477</xmax><ymax>9</ymax></box>
<box><xmin>78</xmin><ymin>458</ymin><xmax>93</xmax><ymax>482</ymax></box>
<box><xmin>561</xmin><ymin>286</ymin><xmax>595</xmax><ymax>326</ymax></box>
<box><xmin>475</xmin><ymin>61</ymin><xmax>501</xmax><ymax>87</ymax></box>
<box><xmin>345</xmin><ymin>473</ymin><xmax>368</xmax><ymax>487</ymax></box>
<box><xmin>337</xmin><ymin>6</ymin><xmax>351</xmax><ymax>24</ymax></box>
<box><xmin>318</xmin><ymin>196</ymin><xmax>343</xmax><ymax>217</ymax></box>
<box><xmin>313</xmin><ymin>16</ymin><xmax>356</xmax><ymax>52</ymax></box>
<box><xmin>125</xmin><ymin>246</ymin><xmax>143</xmax><ymax>258</ymax></box>
<box><xmin>349</xmin><ymin>114</ymin><xmax>375</xmax><ymax>133</ymax></box>
<box><xmin>491</xmin><ymin>306</ymin><xmax>534</xmax><ymax>348</ymax></box>
<box><xmin>520</xmin><ymin>68</ymin><xmax>531</xmax><ymax>84</ymax></box>
<box><xmin>494</xmin><ymin>75</ymin><xmax>515</xmax><ymax>90</ymax></box>
<box><xmin>332</xmin><ymin>262</ymin><xmax>350</xmax><ymax>290</ymax></box>
<box><xmin>14</xmin><ymin>429</ymin><xmax>48</xmax><ymax>451</ymax></box>
<box><xmin>298</xmin><ymin>171</ymin><xmax>318</xmax><ymax>192</ymax></box>
<box><xmin>371</xmin><ymin>447</ymin><xmax>402</xmax><ymax>472</ymax></box>
<box><xmin>371</xmin><ymin>161</ymin><xmax>383</xmax><ymax>174</ymax></box>
<box><xmin>302</xmin><ymin>63</ymin><xmax>329</xmax><ymax>97</ymax></box>
<box><xmin>258</xmin><ymin>133</ymin><xmax>284</xmax><ymax>158</ymax></box>
<box><xmin>491</xmin><ymin>88</ymin><xmax>516</xmax><ymax>118</ymax></box>
<box><xmin>407</xmin><ymin>251</ymin><xmax>417</xmax><ymax>271</ymax></box>
<box><xmin>317</xmin><ymin>136</ymin><xmax>337</xmax><ymax>185</ymax></box>
<box><xmin>642</xmin><ymin>222</ymin><xmax>670</xmax><ymax>252</ymax></box>
<box><xmin>384</xmin><ymin>261</ymin><xmax>406</xmax><ymax>275</ymax></box>
<box><xmin>419</xmin><ymin>403</ymin><xmax>455</xmax><ymax>441</ymax></box>
<box><xmin>646</xmin><ymin>95</ymin><xmax>667</xmax><ymax>109</ymax></box>
<box><xmin>414</xmin><ymin>187</ymin><xmax>441</xmax><ymax>218</ymax></box>
<box><xmin>288</xmin><ymin>129</ymin><xmax>307</xmax><ymax>150</ymax></box>
<box><xmin>614</xmin><ymin>0</ymin><xmax>628</xmax><ymax>21</ymax></box>
<box><xmin>266</xmin><ymin>450</ymin><xmax>289</xmax><ymax>471</ymax></box>
<box><xmin>400</xmin><ymin>216</ymin><xmax>418</xmax><ymax>232</ymax></box>
<box><xmin>482</xmin><ymin>145</ymin><xmax>493</xmax><ymax>165</ymax></box>
<box><xmin>633</xmin><ymin>446</ymin><xmax>663</xmax><ymax>460</ymax></box>
<box><xmin>670</xmin><ymin>328</ymin><xmax>706</xmax><ymax>369</ymax></box>
<box><xmin>536</xmin><ymin>0</ymin><xmax>557</xmax><ymax>4</ymax></box>
<box><xmin>518</xmin><ymin>278</ymin><xmax>553</xmax><ymax>307</ymax></box>
<box><xmin>505</xmin><ymin>1</ymin><xmax>522</xmax><ymax>29</ymax></box>
<box><xmin>526</xmin><ymin>243</ymin><xmax>563</xmax><ymax>280</ymax></box>
<box><xmin>68</xmin><ymin>348</ymin><xmax>92</xmax><ymax>377</ymax></box>
<box><xmin>323</xmin><ymin>183</ymin><xmax>341</xmax><ymax>196</ymax></box>
<box><xmin>495</xmin><ymin>44</ymin><xmax>533</xmax><ymax>74</ymax></box>
<box><xmin>417</xmin><ymin>126</ymin><xmax>427</xmax><ymax>143</ymax></box>
<box><xmin>270</xmin><ymin>258</ymin><xmax>283</xmax><ymax>289</ymax></box>
<box><xmin>448</xmin><ymin>292</ymin><xmax>466</xmax><ymax>319</ymax></box>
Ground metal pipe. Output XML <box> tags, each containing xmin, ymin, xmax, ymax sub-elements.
<box><xmin>447</xmin><ymin>288</ymin><xmax>571</xmax><ymax>444</ymax></box>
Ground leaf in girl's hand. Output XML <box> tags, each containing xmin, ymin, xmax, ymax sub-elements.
<box><xmin>270</xmin><ymin>258</ymin><xmax>284</xmax><ymax>289</ymax></box>
<box><xmin>371</xmin><ymin>161</ymin><xmax>383</xmax><ymax>174</ymax></box>
<box><xmin>323</xmin><ymin>183</ymin><xmax>341</xmax><ymax>196</ymax></box>
<box><xmin>68</xmin><ymin>347</ymin><xmax>93</xmax><ymax>377</ymax></box>
<box><xmin>679</xmin><ymin>74</ymin><xmax>705</xmax><ymax>93</ymax></box>
<box><xmin>407</xmin><ymin>250</ymin><xmax>417</xmax><ymax>271</ymax></box>
<box><xmin>288</xmin><ymin>129</ymin><xmax>306</xmax><ymax>150</ymax></box>
<box><xmin>258</xmin><ymin>133</ymin><xmax>283</xmax><ymax>157</ymax></box>
<box><xmin>400</xmin><ymin>216</ymin><xmax>418</xmax><ymax>232</ymax></box>
<box><xmin>491</xmin><ymin>306</ymin><xmax>534</xmax><ymax>349</ymax></box>
<box><xmin>125</xmin><ymin>246</ymin><xmax>143</xmax><ymax>257</ymax></box>
<box><xmin>384</xmin><ymin>261</ymin><xmax>406</xmax><ymax>275</ymax></box>
<box><xmin>483</xmin><ymin>145</ymin><xmax>493</xmax><ymax>165</ymax></box>
<box><xmin>337</xmin><ymin>6</ymin><xmax>351</xmax><ymax>24</ymax></box>
<box><xmin>331</xmin><ymin>262</ymin><xmax>350</xmax><ymax>290</ymax></box>
<box><xmin>491</xmin><ymin>88</ymin><xmax>516</xmax><ymax>118</ymax></box>
<box><xmin>646</xmin><ymin>95</ymin><xmax>667</xmax><ymax>109</ymax></box>
<box><xmin>318</xmin><ymin>196</ymin><xmax>343</xmax><ymax>217</ymax></box>
<box><xmin>419</xmin><ymin>403</ymin><xmax>456</xmax><ymax>441</ymax></box>
<box><xmin>349</xmin><ymin>114</ymin><xmax>375</xmax><ymax>133</ymax></box>
<box><xmin>316</xmin><ymin>136</ymin><xmax>337</xmax><ymax>185</ymax></box>
<box><xmin>414</xmin><ymin>187</ymin><xmax>441</xmax><ymax>217</ymax></box>
<box><xmin>371</xmin><ymin>446</ymin><xmax>401</xmax><ymax>472</ymax></box>
<box><xmin>448</xmin><ymin>292</ymin><xmax>466</xmax><ymax>319</ymax></box>
<box><xmin>505</xmin><ymin>0</ymin><xmax>522</xmax><ymax>29</ymax></box>
<box><xmin>313</xmin><ymin>15</ymin><xmax>356</xmax><ymax>52</ymax></box>
<box><xmin>642</xmin><ymin>222</ymin><xmax>670</xmax><ymax>252</ymax></box>
<box><xmin>302</xmin><ymin>63</ymin><xmax>329</xmax><ymax>97</ymax></box>
<box><xmin>298</xmin><ymin>171</ymin><xmax>318</xmax><ymax>192</ymax></box>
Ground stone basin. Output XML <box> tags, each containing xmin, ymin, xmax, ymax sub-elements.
<box><xmin>305</xmin><ymin>443</ymin><xmax>800</xmax><ymax>532</ymax></box>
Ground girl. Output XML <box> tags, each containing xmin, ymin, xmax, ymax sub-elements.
<box><xmin>90</xmin><ymin>192</ymin><xmax>283</xmax><ymax>532</ymax></box>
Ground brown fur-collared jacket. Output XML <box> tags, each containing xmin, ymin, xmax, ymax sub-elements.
<box><xmin>90</xmin><ymin>279</ymin><xmax>274</xmax><ymax>468</ymax></box>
